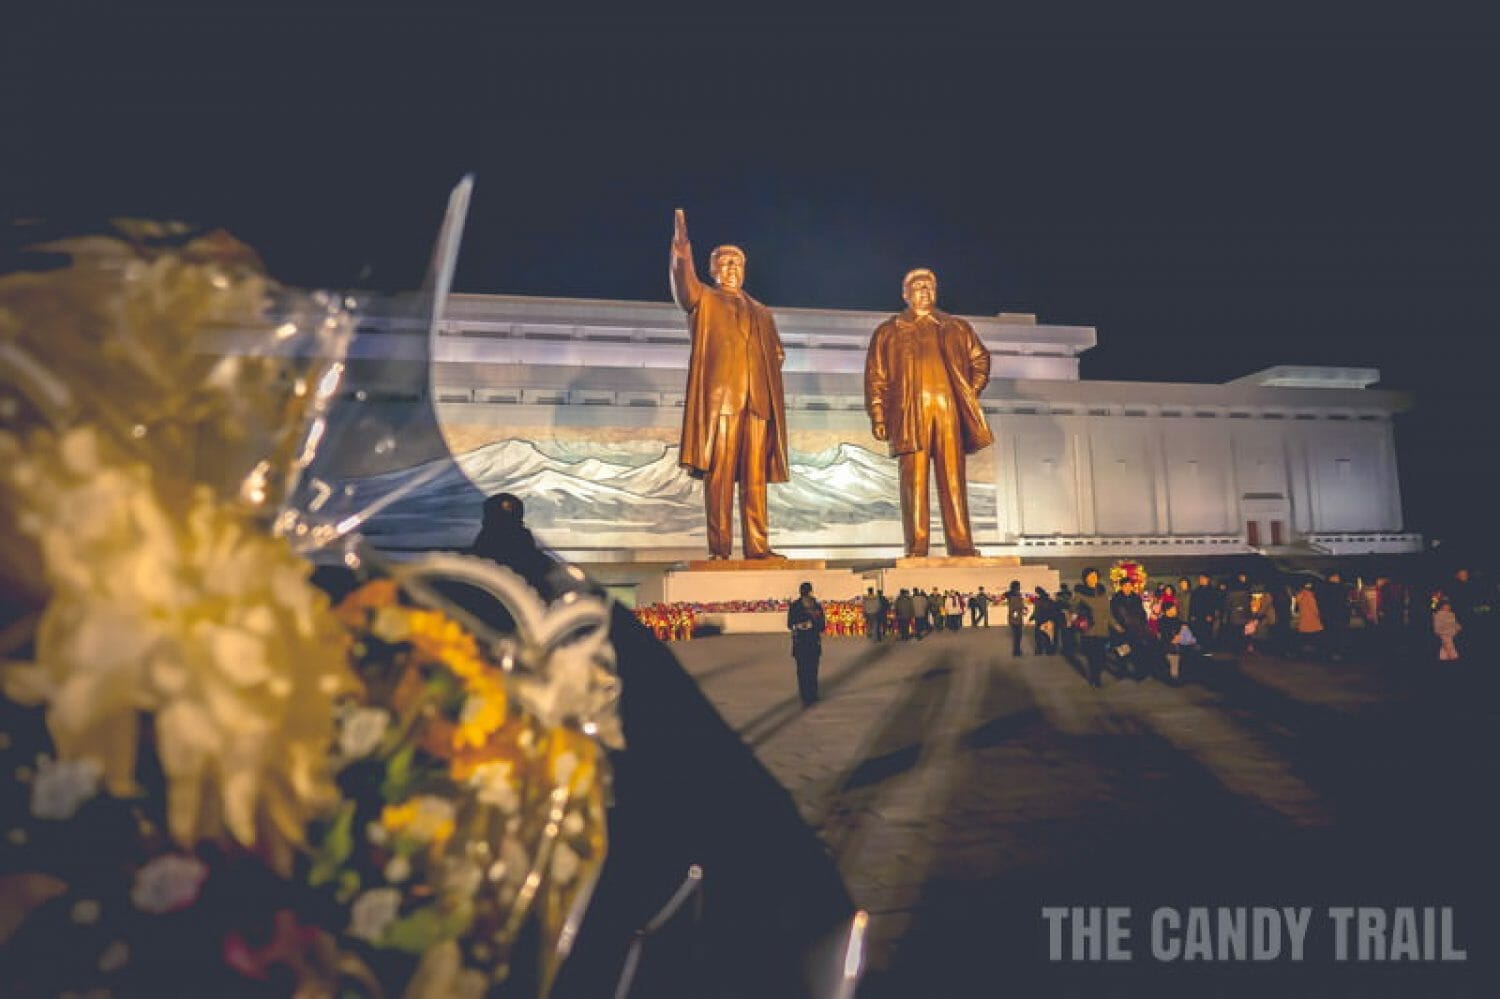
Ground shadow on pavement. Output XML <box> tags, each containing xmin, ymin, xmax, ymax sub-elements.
<box><xmin>856</xmin><ymin>654</ymin><xmax>1500</xmax><ymax>999</ymax></box>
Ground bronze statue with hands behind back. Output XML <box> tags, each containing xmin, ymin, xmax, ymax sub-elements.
<box><xmin>865</xmin><ymin>268</ymin><xmax>994</xmax><ymax>558</ymax></box>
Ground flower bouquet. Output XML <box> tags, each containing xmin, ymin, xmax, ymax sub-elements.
<box><xmin>0</xmin><ymin>198</ymin><xmax>621</xmax><ymax>996</ymax></box>
<box><xmin>1108</xmin><ymin>560</ymin><xmax>1148</xmax><ymax>592</ymax></box>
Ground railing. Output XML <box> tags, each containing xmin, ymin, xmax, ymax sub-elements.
<box><xmin>1302</xmin><ymin>533</ymin><xmax>1424</xmax><ymax>554</ymax></box>
<box><xmin>1014</xmin><ymin>535</ymin><xmax>1254</xmax><ymax>552</ymax></box>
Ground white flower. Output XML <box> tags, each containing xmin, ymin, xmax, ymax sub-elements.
<box><xmin>442</xmin><ymin>859</ymin><xmax>483</xmax><ymax>901</ymax></box>
<box><xmin>371</xmin><ymin>605</ymin><xmax>411</xmax><ymax>643</ymax></box>
<box><xmin>551</xmin><ymin>751</ymin><xmax>578</xmax><ymax>787</ymax></box>
<box><xmin>348</xmin><ymin>887</ymin><xmax>402</xmax><ymax>943</ymax></box>
<box><xmin>453</xmin><ymin>969</ymin><xmax>489</xmax><ymax>999</ymax></box>
<box><xmin>338</xmin><ymin>707</ymin><xmax>390</xmax><ymax>759</ymax></box>
<box><xmin>30</xmin><ymin>754</ymin><xmax>103</xmax><ymax>820</ymax></box>
<box><xmin>2</xmin><ymin>426</ymin><xmax>357</xmax><ymax>868</ymax></box>
<box><xmin>468</xmin><ymin>761</ymin><xmax>519</xmax><ymax>814</ymax></box>
<box><xmin>130</xmin><ymin>854</ymin><xmax>208</xmax><ymax>914</ymax></box>
<box><xmin>550</xmin><ymin>843</ymin><xmax>580</xmax><ymax>885</ymax></box>
<box><xmin>383</xmin><ymin>853</ymin><xmax>411</xmax><ymax>884</ymax></box>
<box><xmin>402</xmin><ymin>796</ymin><xmax>456</xmax><ymax>843</ymax></box>
<box><xmin>495</xmin><ymin>837</ymin><xmax>530</xmax><ymax>887</ymax></box>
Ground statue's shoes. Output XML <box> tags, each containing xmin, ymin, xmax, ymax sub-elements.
<box><xmin>708</xmin><ymin>554</ymin><xmax>730</xmax><ymax>561</ymax></box>
<box><xmin>747</xmin><ymin>550</ymin><xmax>788</xmax><ymax>560</ymax></box>
<box><xmin>949</xmin><ymin>548</ymin><xmax>983</xmax><ymax>558</ymax></box>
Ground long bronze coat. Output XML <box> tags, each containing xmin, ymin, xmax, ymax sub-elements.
<box><xmin>671</xmin><ymin>250</ymin><xmax>790</xmax><ymax>482</ymax></box>
<box><xmin>864</xmin><ymin>308</ymin><xmax>994</xmax><ymax>456</ymax></box>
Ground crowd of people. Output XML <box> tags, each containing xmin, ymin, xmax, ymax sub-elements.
<box><xmin>858</xmin><ymin>562</ymin><xmax>1496</xmax><ymax>685</ymax></box>
<box><xmin>640</xmin><ymin>565</ymin><xmax>1496</xmax><ymax>681</ymax></box>
<box><xmin>634</xmin><ymin>603</ymin><xmax>699</xmax><ymax>642</ymax></box>
<box><xmin>635</xmin><ymin>598</ymin><xmax>869</xmax><ymax>641</ymax></box>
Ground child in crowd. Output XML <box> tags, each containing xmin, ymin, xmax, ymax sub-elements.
<box><xmin>1157</xmin><ymin>601</ymin><xmax>1186</xmax><ymax>684</ymax></box>
<box><xmin>1433</xmin><ymin>599</ymin><xmax>1462</xmax><ymax>661</ymax></box>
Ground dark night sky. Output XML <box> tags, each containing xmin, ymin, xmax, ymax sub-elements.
<box><xmin>5</xmin><ymin>7</ymin><xmax>1498</xmax><ymax>552</ymax></box>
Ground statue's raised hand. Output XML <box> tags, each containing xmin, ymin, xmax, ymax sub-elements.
<box><xmin>672</xmin><ymin>209</ymin><xmax>690</xmax><ymax>254</ymax></box>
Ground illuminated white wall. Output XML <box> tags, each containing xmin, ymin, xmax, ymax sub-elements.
<box><xmin>339</xmin><ymin>293</ymin><xmax>1416</xmax><ymax>556</ymax></box>
<box><xmin>1162</xmin><ymin>420</ymin><xmax>1235</xmax><ymax>534</ymax></box>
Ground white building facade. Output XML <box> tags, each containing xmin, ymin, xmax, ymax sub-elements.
<box><xmin>345</xmin><ymin>293</ymin><xmax>1419</xmax><ymax>563</ymax></box>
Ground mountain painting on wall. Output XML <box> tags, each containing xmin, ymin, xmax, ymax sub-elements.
<box><xmin>351</xmin><ymin>438</ymin><xmax>995</xmax><ymax>551</ymax></box>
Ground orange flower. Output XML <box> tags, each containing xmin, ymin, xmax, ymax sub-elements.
<box><xmin>333</xmin><ymin>579</ymin><xmax>400</xmax><ymax>628</ymax></box>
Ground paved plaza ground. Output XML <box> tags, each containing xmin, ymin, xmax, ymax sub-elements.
<box><xmin>671</xmin><ymin>627</ymin><xmax>1500</xmax><ymax>998</ymax></box>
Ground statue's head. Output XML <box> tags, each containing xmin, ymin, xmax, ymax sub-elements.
<box><xmin>902</xmin><ymin>268</ymin><xmax>938</xmax><ymax>315</ymax></box>
<box><xmin>711</xmin><ymin>245</ymin><xmax>746</xmax><ymax>292</ymax></box>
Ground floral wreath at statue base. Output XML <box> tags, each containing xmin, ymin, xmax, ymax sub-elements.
<box><xmin>1108</xmin><ymin>560</ymin><xmax>1149</xmax><ymax>592</ymax></box>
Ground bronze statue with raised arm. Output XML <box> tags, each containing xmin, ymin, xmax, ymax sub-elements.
<box><xmin>865</xmin><ymin>268</ymin><xmax>994</xmax><ymax>557</ymax></box>
<box><xmin>670</xmin><ymin>209</ymin><xmax>789</xmax><ymax>560</ymax></box>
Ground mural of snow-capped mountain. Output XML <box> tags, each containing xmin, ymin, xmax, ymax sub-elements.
<box><xmin>347</xmin><ymin>438</ymin><xmax>994</xmax><ymax>550</ymax></box>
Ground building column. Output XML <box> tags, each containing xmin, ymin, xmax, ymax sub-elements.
<box><xmin>1075</xmin><ymin>422</ymin><xmax>1097</xmax><ymax>536</ymax></box>
<box><xmin>1150</xmin><ymin>417</ymin><xmax>1170</xmax><ymax>534</ymax></box>
<box><xmin>1286</xmin><ymin>427</ymin><xmax>1316</xmax><ymax>533</ymax></box>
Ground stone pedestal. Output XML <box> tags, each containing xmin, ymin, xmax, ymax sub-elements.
<box><xmin>685</xmin><ymin>558</ymin><xmax>828</xmax><ymax>572</ymax></box>
<box><xmin>893</xmin><ymin>554</ymin><xmax>1022</xmax><ymax>568</ymax></box>
<box><xmin>694</xmin><ymin>611</ymin><xmax>796</xmax><ymax>634</ymax></box>
<box><xmin>869</xmin><ymin>563</ymin><xmax>1060</xmax><ymax>600</ymax></box>
<box><xmin>661</xmin><ymin>567</ymin><xmax>864</xmax><ymax>604</ymax></box>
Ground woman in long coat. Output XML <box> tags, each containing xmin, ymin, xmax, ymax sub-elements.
<box><xmin>1294</xmin><ymin>582</ymin><xmax>1324</xmax><ymax>658</ymax></box>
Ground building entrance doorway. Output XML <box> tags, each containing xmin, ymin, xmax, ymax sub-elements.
<box><xmin>1241</xmin><ymin>493</ymin><xmax>1292</xmax><ymax>549</ymax></box>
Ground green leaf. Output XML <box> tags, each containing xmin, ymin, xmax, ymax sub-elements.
<box><xmin>309</xmin><ymin>802</ymin><xmax>356</xmax><ymax>887</ymax></box>
<box><xmin>336</xmin><ymin>869</ymin><xmax>362</xmax><ymax>905</ymax></box>
<box><xmin>423</xmin><ymin>672</ymin><xmax>466</xmax><ymax>715</ymax></box>
<box><xmin>380</xmin><ymin>903</ymin><xmax>473</xmax><ymax>954</ymax></box>
<box><xmin>381</xmin><ymin>743</ymin><xmax>416</xmax><ymax>802</ymax></box>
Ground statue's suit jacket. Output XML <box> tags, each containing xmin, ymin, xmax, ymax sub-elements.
<box><xmin>670</xmin><ymin>248</ymin><xmax>789</xmax><ymax>482</ymax></box>
<box><xmin>864</xmin><ymin>308</ymin><xmax>994</xmax><ymax>456</ymax></box>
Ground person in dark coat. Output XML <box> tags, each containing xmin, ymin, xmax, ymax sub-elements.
<box><xmin>894</xmin><ymin>589</ymin><xmax>914</xmax><ymax>639</ymax></box>
<box><xmin>1055</xmin><ymin>585</ymin><xmax>1077</xmax><ymax>657</ymax></box>
<box><xmin>1189</xmin><ymin>573</ymin><xmax>1220</xmax><ymax>648</ymax></box>
<box><xmin>1110</xmin><ymin>577</ymin><xmax>1157</xmax><ymax>679</ymax></box>
<box><xmin>912</xmin><ymin>588</ymin><xmax>931</xmax><ymax>639</ymax></box>
<box><xmin>1316</xmin><ymin>570</ymin><xmax>1351</xmax><ymax>661</ymax></box>
<box><xmin>470</xmin><ymin>492</ymin><xmax>563</xmax><ymax>594</ymax></box>
<box><xmin>1223</xmin><ymin>572</ymin><xmax>1253</xmax><ymax>654</ymax></box>
<box><xmin>1447</xmin><ymin>568</ymin><xmax>1476</xmax><ymax>625</ymax></box>
<box><xmin>1376</xmin><ymin>575</ymin><xmax>1406</xmax><ymax>634</ymax></box>
<box><xmin>1270</xmin><ymin>580</ymin><xmax>1294</xmax><ymax>657</ymax></box>
<box><xmin>1175</xmin><ymin>576</ymin><xmax>1194</xmax><ymax>625</ymax></box>
<box><xmin>1158</xmin><ymin>600</ymin><xmax>1186</xmax><ymax>684</ymax></box>
<box><xmin>862</xmin><ymin>587</ymin><xmax>884</xmax><ymax>641</ymax></box>
<box><xmin>969</xmin><ymin>586</ymin><xmax>990</xmax><ymax>627</ymax></box>
<box><xmin>1030</xmin><ymin>586</ymin><xmax>1059</xmax><ymax>654</ymax></box>
<box><xmin>1071</xmin><ymin>568</ymin><xmax>1112</xmax><ymax>688</ymax></box>
<box><xmin>788</xmin><ymin>582</ymin><xmax>826</xmax><ymax>706</ymax></box>
<box><xmin>1004</xmin><ymin>580</ymin><xmax>1027</xmax><ymax>656</ymax></box>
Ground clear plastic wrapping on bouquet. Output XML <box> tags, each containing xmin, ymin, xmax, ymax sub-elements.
<box><xmin>0</xmin><ymin>180</ymin><xmax>624</xmax><ymax>997</ymax></box>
